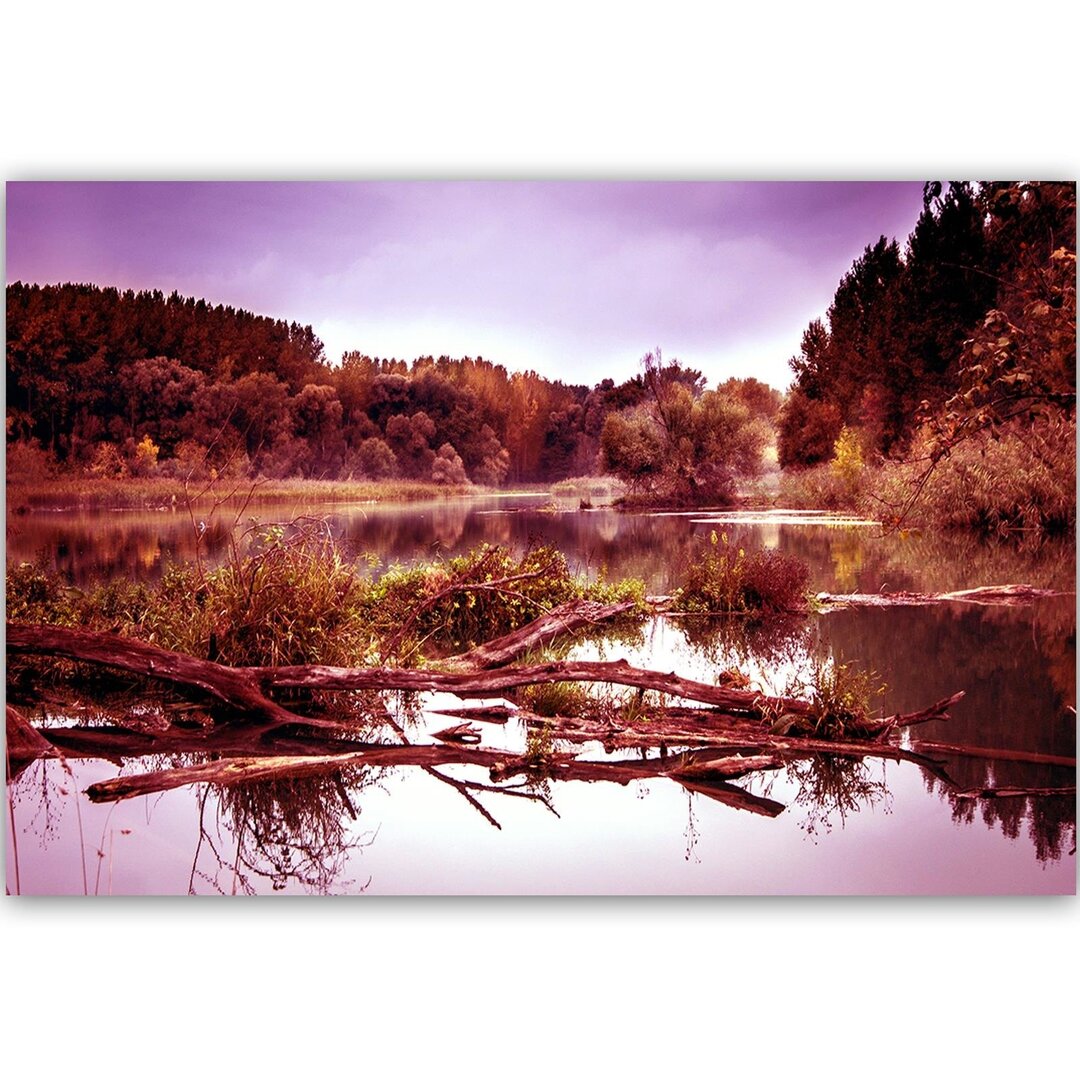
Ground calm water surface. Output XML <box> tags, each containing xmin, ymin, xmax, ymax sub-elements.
<box><xmin>6</xmin><ymin>493</ymin><xmax>1076</xmax><ymax>894</ymax></box>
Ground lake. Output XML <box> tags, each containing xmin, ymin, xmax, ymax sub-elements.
<box><xmin>5</xmin><ymin>493</ymin><xmax>1076</xmax><ymax>894</ymax></box>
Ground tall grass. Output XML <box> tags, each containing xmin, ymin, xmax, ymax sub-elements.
<box><xmin>870</xmin><ymin>419</ymin><xmax>1076</xmax><ymax>536</ymax></box>
<box><xmin>7</xmin><ymin>534</ymin><xmax>647</xmax><ymax>670</ymax></box>
<box><xmin>550</xmin><ymin>476</ymin><xmax>627</xmax><ymax>500</ymax></box>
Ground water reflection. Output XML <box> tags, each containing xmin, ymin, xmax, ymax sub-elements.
<box><xmin>784</xmin><ymin>755</ymin><xmax>892</xmax><ymax>840</ymax></box>
<box><xmin>5</xmin><ymin>495</ymin><xmax>1075</xmax><ymax>892</ymax></box>
<box><xmin>9</xmin><ymin>498</ymin><xmax>1074</xmax><ymax>602</ymax></box>
<box><xmin>201</xmin><ymin>768</ymin><xmax>380</xmax><ymax>894</ymax></box>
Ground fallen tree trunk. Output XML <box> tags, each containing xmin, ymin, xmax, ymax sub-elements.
<box><xmin>83</xmin><ymin>742</ymin><xmax>783</xmax><ymax>805</ymax></box>
<box><xmin>10</xmin><ymin>620</ymin><xmax>967</xmax><ymax>740</ymax></box>
<box><xmin>6</xmin><ymin>622</ymin><xmax>315</xmax><ymax>729</ymax></box>
<box><xmin>7</xmin><ymin>621</ymin><xmax>819</xmax><ymax>725</ymax></box>
<box><xmin>7</xmin><ymin>617</ymin><xmax>970</xmax><ymax>754</ymax></box>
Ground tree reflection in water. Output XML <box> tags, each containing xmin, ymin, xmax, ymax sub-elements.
<box><xmin>924</xmin><ymin>775</ymin><xmax>1076</xmax><ymax>864</ymax></box>
<box><xmin>783</xmin><ymin>755</ymin><xmax>892</xmax><ymax>839</ymax></box>
<box><xmin>194</xmin><ymin>766</ymin><xmax>380</xmax><ymax>894</ymax></box>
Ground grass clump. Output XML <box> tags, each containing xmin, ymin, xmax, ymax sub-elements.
<box><xmin>5</xmin><ymin>562</ymin><xmax>81</xmax><ymax>626</ymax></box>
<box><xmin>779</xmin><ymin>657</ymin><xmax>886</xmax><ymax>741</ymax></box>
<box><xmin>151</xmin><ymin>525</ymin><xmax>375</xmax><ymax>668</ymax></box>
<box><xmin>519</xmin><ymin>681</ymin><xmax>594</xmax><ymax>718</ymax></box>
<box><xmin>674</xmin><ymin>531</ymin><xmax>810</xmax><ymax>614</ymax></box>
<box><xmin>6</xmin><ymin>526</ymin><xmax>376</xmax><ymax>669</ymax></box>
<box><xmin>366</xmin><ymin>543</ymin><xmax>646</xmax><ymax>659</ymax></box>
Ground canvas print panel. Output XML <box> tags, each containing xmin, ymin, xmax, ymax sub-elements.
<box><xmin>5</xmin><ymin>180</ymin><xmax>1075</xmax><ymax>894</ymax></box>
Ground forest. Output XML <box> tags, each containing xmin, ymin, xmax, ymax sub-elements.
<box><xmin>5</xmin><ymin>279</ymin><xmax>781</xmax><ymax>490</ymax></box>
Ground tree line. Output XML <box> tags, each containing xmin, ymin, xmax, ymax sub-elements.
<box><xmin>5</xmin><ymin>281</ymin><xmax>780</xmax><ymax>490</ymax></box>
<box><xmin>778</xmin><ymin>181</ymin><xmax>1076</xmax><ymax>468</ymax></box>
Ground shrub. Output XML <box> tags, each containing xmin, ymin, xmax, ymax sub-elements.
<box><xmin>674</xmin><ymin>532</ymin><xmax>810</xmax><ymax>613</ymax></box>
<box><xmin>126</xmin><ymin>434</ymin><xmax>160</xmax><ymax>478</ymax></box>
<box><xmin>830</xmin><ymin>426</ymin><xmax>864</xmax><ymax>495</ymax></box>
<box><xmin>88</xmin><ymin>441</ymin><xmax>127</xmax><ymax>479</ymax></box>
<box><xmin>431</xmin><ymin>443</ymin><xmax>468</xmax><ymax>486</ymax></box>
<box><xmin>367</xmin><ymin>543</ymin><xmax>646</xmax><ymax>657</ymax></box>
<box><xmin>870</xmin><ymin>418</ymin><xmax>1075</xmax><ymax>535</ymax></box>
<box><xmin>5</xmin><ymin>562</ymin><xmax>78</xmax><ymax>625</ymax></box>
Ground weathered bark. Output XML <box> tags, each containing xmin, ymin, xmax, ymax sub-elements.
<box><xmin>816</xmin><ymin>584</ymin><xmax>1070</xmax><ymax>610</ymax></box>
<box><xmin>252</xmin><ymin>657</ymin><xmax>819</xmax><ymax>716</ymax></box>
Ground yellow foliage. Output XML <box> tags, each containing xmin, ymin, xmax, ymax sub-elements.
<box><xmin>830</xmin><ymin>426</ymin><xmax>863</xmax><ymax>489</ymax></box>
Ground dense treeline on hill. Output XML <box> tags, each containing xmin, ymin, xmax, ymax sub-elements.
<box><xmin>5</xmin><ymin>280</ymin><xmax>781</xmax><ymax>488</ymax></box>
<box><xmin>779</xmin><ymin>181</ymin><xmax>1076</xmax><ymax>468</ymax></box>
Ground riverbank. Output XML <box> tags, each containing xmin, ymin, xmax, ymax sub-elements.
<box><xmin>5</xmin><ymin>475</ymin><xmax>500</xmax><ymax>511</ymax></box>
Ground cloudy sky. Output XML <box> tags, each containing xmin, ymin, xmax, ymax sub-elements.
<box><xmin>6</xmin><ymin>181</ymin><xmax>926</xmax><ymax>388</ymax></box>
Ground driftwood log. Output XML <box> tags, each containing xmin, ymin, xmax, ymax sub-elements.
<box><xmin>7</xmin><ymin>619</ymin><xmax>956</xmax><ymax>737</ymax></box>
<box><xmin>7</xmin><ymin>593</ymin><xmax>1072</xmax><ymax>811</ymax></box>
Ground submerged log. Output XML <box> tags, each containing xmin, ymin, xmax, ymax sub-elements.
<box><xmin>82</xmin><ymin>742</ymin><xmax>781</xmax><ymax>805</ymax></box>
<box><xmin>432</xmin><ymin>723</ymin><xmax>483</xmax><ymax>744</ymax></box>
<box><xmin>674</xmin><ymin>779</ymin><xmax>786</xmax><ymax>818</ymax></box>
<box><xmin>951</xmin><ymin>786</ymin><xmax>1077</xmax><ymax>800</ymax></box>
<box><xmin>907</xmin><ymin>739</ymin><xmax>1076</xmax><ymax>769</ymax></box>
<box><xmin>816</xmin><ymin>583</ymin><xmax>1071</xmax><ymax>610</ymax></box>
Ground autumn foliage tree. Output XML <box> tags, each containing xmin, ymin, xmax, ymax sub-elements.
<box><xmin>600</xmin><ymin>350</ymin><xmax>766</xmax><ymax>504</ymax></box>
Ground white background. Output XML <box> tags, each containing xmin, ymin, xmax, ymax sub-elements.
<box><xmin>3</xmin><ymin>2</ymin><xmax>1078</xmax><ymax>1075</ymax></box>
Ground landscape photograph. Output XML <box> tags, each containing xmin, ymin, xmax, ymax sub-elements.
<box><xmin>5</xmin><ymin>179</ymin><xmax>1076</xmax><ymax>895</ymax></box>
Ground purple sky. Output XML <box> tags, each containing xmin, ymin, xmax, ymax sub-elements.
<box><xmin>5</xmin><ymin>181</ymin><xmax>926</xmax><ymax>389</ymax></box>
